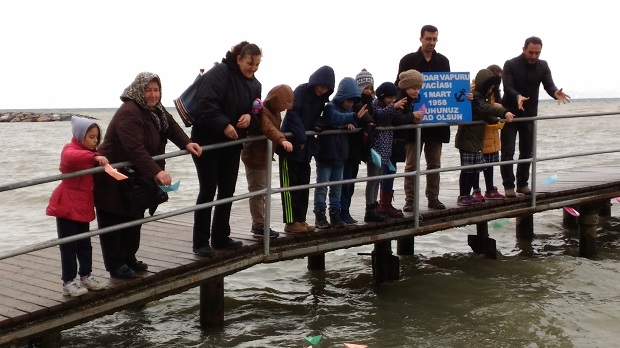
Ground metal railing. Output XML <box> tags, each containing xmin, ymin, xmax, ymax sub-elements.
<box><xmin>1</xmin><ymin>110</ymin><xmax>619</xmax><ymax>260</ymax></box>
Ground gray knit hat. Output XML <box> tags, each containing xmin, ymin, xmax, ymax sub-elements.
<box><xmin>355</xmin><ymin>68</ymin><xmax>374</xmax><ymax>91</ymax></box>
<box><xmin>398</xmin><ymin>69</ymin><xmax>424</xmax><ymax>89</ymax></box>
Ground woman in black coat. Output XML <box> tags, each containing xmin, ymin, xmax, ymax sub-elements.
<box><xmin>190</xmin><ymin>41</ymin><xmax>262</xmax><ymax>256</ymax></box>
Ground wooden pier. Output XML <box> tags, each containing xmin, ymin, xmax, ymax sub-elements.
<box><xmin>1</xmin><ymin>165</ymin><xmax>619</xmax><ymax>345</ymax></box>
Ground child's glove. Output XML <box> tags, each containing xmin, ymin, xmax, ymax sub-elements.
<box><xmin>252</xmin><ymin>98</ymin><xmax>263</xmax><ymax>115</ymax></box>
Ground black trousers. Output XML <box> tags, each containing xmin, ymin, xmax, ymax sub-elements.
<box><xmin>96</xmin><ymin>209</ymin><xmax>142</xmax><ymax>272</ymax></box>
<box><xmin>500</xmin><ymin>120</ymin><xmax>534</xmax><ymax>190</ymax></box>
<box><xmin>279</xmin><ymin>157</ymin><xmax>311</xmax><ymax>224</ymax></box>
<box><xmin>192</xmin><ymin>144</ymin><xmax>242</xmax><ymax>248</ymax></box>
<box><xmin>56</xmin><ymin>218</ymin><xmax>92</xmax><ymax>283</ymax></box>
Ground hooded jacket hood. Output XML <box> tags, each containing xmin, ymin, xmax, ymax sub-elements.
<box><xmin>474</xmin><ymin>68</ymin><xmax>501</xmax><ymax>96</ymax></box>
<box><xmin>332</xmin><ymin>77</ymin><xmax>361</xmax><ymax>106</ymax></box>
<box><xmin>264</xmin><ymin>84</ymin><xmax>294</xmax><ymax>113</ymax></box>
<box><xmin>71</xmin><ymin>116</ymin><xmax>97</xmax><ymax>144</ymax></box>
<box><xmin>307</xmin><ymin>65</ymin><xmax>336</xmax><ymax>97</ymax></box>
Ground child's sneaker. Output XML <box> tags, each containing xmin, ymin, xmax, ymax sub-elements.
<box><xmin>472</xmin><ymin>189</ymin><xmax>485</xmax><ymax>203</ymax></box>
<box><xmin>81</xmin><ymin>274</ymin><xmax>107</xmax><ymax>291</ymax></box>
<box><xmin>484</xmin><ymin>187</ymin><xmax>505</xmax><ymax>200</ymax></box>
<box><xmin>62</xmin><ymin>279</ymin><xmax>88</xmax><ymax>297</ymax></box>
<box><xmin>457</xmin><ymin>195</ymin><xmax>475</xmax><ymax>206</ymax></box>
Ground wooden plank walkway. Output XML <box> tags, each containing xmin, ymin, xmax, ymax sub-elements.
<box><xmin>1</xmin><ymin>165</ymin><xmax>620</xmax><ymax>344</ymax></box>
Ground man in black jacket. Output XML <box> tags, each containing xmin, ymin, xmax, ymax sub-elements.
<box><xmin>500</xmin><ymin>36</ymin><xmax>571</xmax><ymax>197</ymax></box>
<box><xmin>395</xmin><ymin>24</ymin><xmax>450</xmax><ymax>211</ymax></box>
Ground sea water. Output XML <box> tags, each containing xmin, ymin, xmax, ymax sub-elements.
<box><xmin>1</xmin><ymin>99</ymin><xmax>620</xmax><ymax>347</ymax></box>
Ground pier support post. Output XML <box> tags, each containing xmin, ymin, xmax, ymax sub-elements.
<box><xmin>516</xmin><ymin>214</ymin><xmax>534</xmax><ymax>240</ymax></box>
<box><xmin>578</xmin><ymin>204</ymin><xmax>598</xmax><ymax>258</ymax></box>
<box><xmin>307</xmin><ymin>253</ymin><xmax>325</xmax><ymax>270</ymax></box>
<box><xmin>562</xmin><ymin>209</ymin><xmax>578</xmax><ymax>229</ymax></box>
<box><xmin>468</xmin><ymin>222</ymin><xmax>497</xmax><ymax>259</ymax></box>
<box><xmin>396</xmin><ymin>236</ymin><xmax>414</xmax><ymax>255</ymax></box>
<box><xmin>598</xmin><ymin>199</ymin><xmax>612</xmax><ymax>219</ymax></box>
<box><xmin>372</xmin><ymin>241</ymin><xmax>399</xmax><ymax>284</ymax></box>
<box><xmin>199</xmin><ymin>276</ymin><xmax>224</xmax><ymax>328</ymax></box>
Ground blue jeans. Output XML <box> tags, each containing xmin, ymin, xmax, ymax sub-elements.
<box><xmin>380</xmin><ymin>161</ymin><xmax>396</xmax><ymax>192</ymax></box>
<box><xmin>314</xmin><ymin>162</ymin><xmax>343</xmax><ymax>212</ymax></box>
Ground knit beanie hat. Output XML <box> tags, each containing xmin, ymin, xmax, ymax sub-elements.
<box><xmin>398</xmin><ymin>69</ymin><xmax>424</xmax><ymax>89</ymax></box>
<box><xmin>375</xmin><ymin>82</ymin><xmax>398</xmax><ymax>99</ymax></box>
<box><xmin>355</xmin><ymin>68</ymin><xmax>374</xmax><ymax>91</ymax></box>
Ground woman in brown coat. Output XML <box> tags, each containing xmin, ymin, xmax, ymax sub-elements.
<box><xmin>94</xmin><ymin>72</ymin><xmax>202</xmax><ymax>278</ymax></box>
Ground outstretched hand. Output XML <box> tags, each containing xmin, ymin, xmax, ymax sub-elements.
<box><xmin>517</xmin><ymin>95</ymin><xmax>530</xmax><ymax>111</ymax></box>
<box><xmin>357</xmin><ymin>104</ymin><xmax>367</xmax><ymax>119</ymax></box>
<box><xmin>394</xmin><ymin>97</ymin><xmax>407</xmax><ymax>109</ymax></box>
<box><xmin>555</xmin><ymin>88</ymin><xmax>571</xmax><ymax>105</ymax></box>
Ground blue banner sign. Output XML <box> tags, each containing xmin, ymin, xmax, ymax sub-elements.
<box><xmin>415</xmin><ymin>72</ymin><xmax>472</xmax><ymax>123</ymax></box>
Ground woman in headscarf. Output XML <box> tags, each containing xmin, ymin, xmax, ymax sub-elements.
<box><xmin>94</xmin><ymin>72</ymin><xmax>202</xmax><ymax>279</ymax></box>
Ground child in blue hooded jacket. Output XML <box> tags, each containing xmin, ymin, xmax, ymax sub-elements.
<box><xmin>313</xmin><ymin>77</ymin><xmax>366</xmax><ymax>229</ymax></box>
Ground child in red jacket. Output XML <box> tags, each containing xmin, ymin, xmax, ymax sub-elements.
<box><xmin>46</xmin><ymin>116</ymin><xmax>109</xmax><ymax>296</ymax></box>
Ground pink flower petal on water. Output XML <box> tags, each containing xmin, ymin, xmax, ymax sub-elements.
<box><xmin>564</xmin><ymin>207</ymin><xmax>580</xmax><ymax>217</ymax></box>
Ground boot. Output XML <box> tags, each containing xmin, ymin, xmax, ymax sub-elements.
<box><xmin>378</xmin><ymin>191</ymin><xmax>405</xmax><ymax>218</ymax></box>
<box><xmin>364</xmin><ymin>202</ymin><xmax>388</xmax><ymax>222</ymax></box>
<box><xmin>340</xmin><ymin>209</ymin><xmax>358</xmax><ymax>225</ymax></box>
<box><xmin>328</xmin><ymin>208</ymin><xmax>345</xmax><ymax>228</ymax></box>
<box><xmin>315</xmin><ymin>211</ymin><xmax>331</xmax><ymax>229</ymax></box>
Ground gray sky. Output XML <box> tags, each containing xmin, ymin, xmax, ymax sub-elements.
<box><xmin>1</xmin><ymin>0</ymin><xmax>617</xmax><ymax>109</ymax></box>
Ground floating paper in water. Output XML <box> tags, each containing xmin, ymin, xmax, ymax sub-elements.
<box><xmin>543</xmin><ymin>173</ymin><xmax>558</xmax><ymax>185</ymax></box>
<box><xmin>104</xmin><ymin>164</ymin><xmax>128</xmax><ymax>180</ymax></box>
<box><xmin>564</xmin><ymin>207</ymin><xmax>580</xmax><ymax>217</ymax></box>
<box><xmin>158</xmin><ymin>180</ymin><xmax>180</xmax><ymax>192</ymax></box>
<box><xmin>305</xmin><ymin>335</ymin><xmax>322</xmax><ymax>345</ymax></box>
<box><xmin>490</xmin><ymin>219</ymin><xmax>508</xmax><ymax>229</ymax></box>
<box><xmin>344</xmin><ymin>344</ymin><xmax>368</xmax><ymax>348</ymax></box>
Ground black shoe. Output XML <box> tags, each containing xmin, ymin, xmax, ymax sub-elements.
<box><xmin>212</xmin><ymin>237</ymin><xmax>243</xmax><ymax>250</ymax></box>
<box><xmin>193</xmin><ymin>246</ymin><xmax>216</xmax><ymax>257</ymax></box>
<box><xmin>127</xmin><ymin>260</ymin><xmax>148</xmax><ymax>272</ymax></box>
<box><xmin>251</xmin><ymin>228</ymin><xmax>280</xmax><ymax>239</ymax></box>
<box><xmin>110</xmin><ymin>264</ymin><xmax>135</xmax><ymax>279</ymax></box>
<box><xmin>428</xmin><ymin>198</ymin><xmax>446</xmax><ymax>210</ymax></box>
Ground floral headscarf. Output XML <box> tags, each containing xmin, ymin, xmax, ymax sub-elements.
<box><xmin>120</xmin><ymin>72</ymin><xmax>169</xmax><ymax>132</ymax></box>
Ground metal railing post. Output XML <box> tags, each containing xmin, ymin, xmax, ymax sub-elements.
<box><xmin>263</xmin><ymin>139</ymin><xmax>273</xmax><ymax>255</ymax></box>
